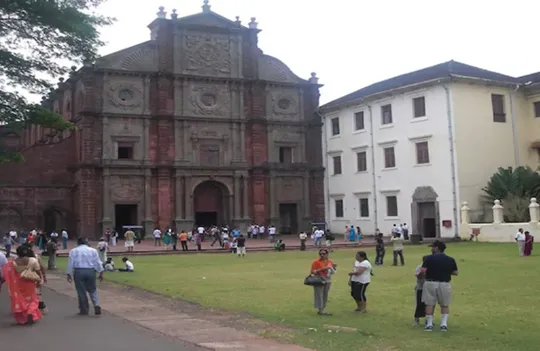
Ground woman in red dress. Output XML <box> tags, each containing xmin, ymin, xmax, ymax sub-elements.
<box><xmin>524</xmin><ymin>231</ymin><xmax>534</xmax><ymax>256</ymax></box>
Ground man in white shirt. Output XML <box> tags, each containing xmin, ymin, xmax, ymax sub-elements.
<box><xmin>314</xmin><ymin>228</ymin><xmax>324</xmax><ymax>248</ymax></box>
<box><xmin>515</xmin><ymin>228</ymin><xmax>526</xmax><ymax>257</ymax></box>
<box><xmin>268</xmin><ymin>225</ymin><xmax>276</xmax><ymax>243</ymax></box>
<box><xmin>299</xmin><ymin>231</ymin><xmax>307</xmax><ymax>251</ymax></box>
<box><xmin>391</xmin><ymin>232</ymin><xmax>405</xmax><ymax>266</ymax></box>
<box><xmin>9</xmin><ymin>230</ymin><xmax>17</xmax><ymax>244</ymax></box>
<box><xmin>252</xmin><ymin>225</ymin><xmax>259</xmax><ymax>239</ymax></box>
<box><xmin>119</xmin><ymin>257</ymin><xmax>134</xmax><ymax>272</ymax></box>
<box><xmin>259</xmin><ymin>225</ymin><xmax>265</xmax><ymax>239</ymax></box>
<box><xmin>153</xmin><ymin>228</ymin><xmax>162</xmax><ymax>246</ymax></box>
<box><xmin>66</xmin><ymin>237</ymin><xmax>104</xmax><ymax>316</ymax></box>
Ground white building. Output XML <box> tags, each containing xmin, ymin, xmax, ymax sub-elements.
<box><xmin>320</xmin><ymin>60</ymin><xmax>540</xmax><ymax>238</ymax></box>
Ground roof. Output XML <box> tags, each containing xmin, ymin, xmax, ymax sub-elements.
<box><xmin>321</xmin><ymin>60</ymin><xmax>522</xmax><ymax>110</ymax></box>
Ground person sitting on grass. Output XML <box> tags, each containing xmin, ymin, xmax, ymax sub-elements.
<box><xmin>118</xmin><ymin>257</ymin><xmax>134</xmax><ymax>272</ymax></box>
<box><xmin>274</xmin><ymin>239</ymin><xmax>286</xmax><ymax>252</ymax></box>
<box><xmin>104</xmin><ymin>257</ymin><xmax>115</xmax><ymax>272</ymax></box>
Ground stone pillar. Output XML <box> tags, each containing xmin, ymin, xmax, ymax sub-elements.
<box><xmin>143</xmin><ymin>169</ymin><xmax>153</xmax><ymax>235</ymax></box>
<box><xmin>303</xmin><ymin>173</ymin><xmax>310</xmax><ymax>217</ymax></box>
<box><xmin>269</xmin><ymin>175</ymin><xmax>276</xmax><ymax>220</ymax></box>
<box><xmin>234</xmin><ymin>176</ymin><xmax>241</xmax><ymax>219</ymax></box>
<box><xmin>175</xmin><ymin>171</ymin><xmax>184</xmax><ymax>220</ymax></box>
<box><xmin>529</xmin><ymin>198</ymin><xmax>539</xmax><ymax>223</ymax></box>
<box><xmin>240</xmin><ymin>123</ymin><xmax>246</xmax><ymax>161</ymax></box>
<box><xmin>101</xmin><ymin>168</ymin><xmax>113</xmax><ymax>233</ymax></box>
<box><xmin>492</xmin><ymin>199</ymin><xmax>504</xmax><ymax>224</ymax></box>
<box><xmin>143</xmin><ymin>119</ymin><xmax>149</xmax><ymax>161</ymax></box>
<box><xmin>460</xmin><ymin>202</ymin><xmax>470</xmax><ymax>224</ymax></box>
<box><xmin>242</xmin><ymin>176</ymin><xmax>249</xmax><ymax>219</ymax></box>
<box><xmin>228</xmin><ymin>195</ymin><xmax>234</xmax><ymax>223</ymax></box>
<box><xmin>185</xmin><ymin>176</ymin><xmax>193</xmax><ymax>220</ymax></box>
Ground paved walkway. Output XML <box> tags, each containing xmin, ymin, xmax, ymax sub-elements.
<box><xmin>0</xmin><ymin>285</ymin><xmax>202</xmax><ymax>351</ymax></box>
<box><xmin>19</xmin><ymin>274</ymin><xmax>311</xmax><ymax>351</ymax></box>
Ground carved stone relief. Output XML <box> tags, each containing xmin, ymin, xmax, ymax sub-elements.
<box><xmin>105</xmin><ymin>80</ymin><xmax>144</xmax><ymax>113</ymax></box>
<box><xmin>183</xmin><ymin>32</ymin><xmax>231</xmax><ymax>77</ymax></box>
<box><xmin>412</xmin><ymin>186</ymin><xmax>439</xmax><ymax>202</ymax></box>
<box><xmin>200</xmin><ymin>144</ymin><xmax>220</xmax><ymax>166</ymax></box>
<box><xmin>258</xmin><ymin>55</ymin><xmax>305</xmax><ymax>84</ymax></box>
<box><xmin>121</xmin><ymin>47</ymin><xmax>158</xmax><ymax>71</ymax></box>
<box><xmin>110</xmin><ymin>176</ymin><xmax>144</xmax><ymax>201</ymax></box>
<box><xmin>188</xmin><ymin>83</ymin><xmax>231</xmax><ymax>117</ymax></box>
<box><xmin>267</xmin><ymin>89</ymin><xmax>300</xmax><ymax>119</ymax></box>
<box><xmin>276</xmin><ymin>177</ymin><xmax>303</xmax><ymax>202</ymax></box>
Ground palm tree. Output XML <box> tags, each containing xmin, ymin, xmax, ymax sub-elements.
<box><xmin>482</xmin><ymin>166</ymin><xmax>540</xmax><ymax>222</ymax></box>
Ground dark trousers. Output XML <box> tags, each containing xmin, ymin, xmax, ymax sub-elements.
<box><xmin>196</xmin><ymin>243</ymin><xmax>202</xmax><ymax>251</ymax></box>
<box><xmin>414</xmin><ymin>289</ymin><xmax>426</xmax><ymax>318</ymax></box>
<box><xmin>154</xmin><ymin>238</ymin><xmax>161</xmax><ymax>246</ymax></box>
<box><xmin>393</xmin><ymin>250</ymin><xmax>404</xmax><ymax>265</ymax></box>
<box><xmin>4</xmin><ymin>245</ymin><xmax>11</xmax><ymax>257</ymax></box>
<box><xmin>300</xmin><ymin>239</ymin><xmax>306</xmax><ymax>251</ymax></box>
<box><xmin>375</xmin><ymin>249</ymin><xmax>385</xmax><ymax>265</ymax></box>
<box><xmin>211</xmin><ymin>237</ymin><xmax>222</xmax><ymax>246</ymax></box>
<box><xmin>62</xmin><ymin>237</ymin><xmax>68</xmax><ymax>249</ymax></box>
<box><xmin>73</xmin><ymin>268</ymin><xmax>99</xmax><ymax>313</ymax></box>
<box><xmin>403</xmin><ymin>230</ymin><xmax>410</xmax><ymax>240</ymax></box>
<box><xmin>181</xmin><ymin>241</ymin><xmax>188</xmax><ymax>251</ymax></box>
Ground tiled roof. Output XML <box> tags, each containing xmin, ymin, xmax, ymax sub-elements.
<box><xmin>321</xmin><ymin>60</ymin><xmax>522</xmax><ymax>110</ymax></box>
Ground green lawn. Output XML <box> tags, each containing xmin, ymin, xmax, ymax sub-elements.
<box><xmin>59</xmin><ymin>243</ymin><xmax>540</xmax><ymax>350</ymax></box>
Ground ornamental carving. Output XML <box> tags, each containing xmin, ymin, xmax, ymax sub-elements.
<box><xmin>271</xmin><ymin>93</ymin><xmax>298</xmax><ymax>116</ymax></box>
<box><xmin>107</xmin><ymin>83</ymin><xmax>143</xmax><ymax>112</ymax></box>
<box><xmin>189</xmin><ymin>85</ymin><xmax>230</xmax><ymax>116</ymax></box>
<box><xmin>183</xmin><ymin>33</ymin><xmax>231</xmax><ymax>77</ymax></box>
<box><xmin>111</xmin><ymin>177</ymin><xmax>144</xmax><ymax>201</ymax></box>
<box><xmin>200</xmin><ymin>144</ymin><xmax>220</xmax><ymax>166</ymax></box>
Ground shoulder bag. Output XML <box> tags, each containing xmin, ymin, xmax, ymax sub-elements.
<box><xmin>304</xmin><ymin>274</ymin><xmax>326</xmax><ymax>286</ymax></box>
<box><xmin>19</xmin><ymin>258</ymin><xmax>41</xmax><ymax>283</ymax></box>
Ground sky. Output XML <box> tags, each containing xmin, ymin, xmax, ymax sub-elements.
<box><xmin>81</xmin><ymin>0</ymin><xmax>540</xmax><ymax>104</ymax></box>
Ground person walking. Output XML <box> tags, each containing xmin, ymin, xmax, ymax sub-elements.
<box><xmin>179</xmin><ymin>230</ymin><xmax>189</xmax><ymax>251</ymax></box>
<box><xmin>66</xmin><ymin>237</ymin><xmax>104</xmax><ymax>316</ymax></box>
<box><xmin>391</xmin><ymin>232</ymin><xmax>405</xmax><ymax>266</ymax></box>
<box><xmin>515</xmin><ymin>228</ymin><xmax>526</xmax><ymax>257</ymax></box>
<box><xmin>61</xmin><ymin>229</ymin><xmax>69</xmax><ymax>250</ymax></box>
<box><xmin>524</xmin><ymin>231</ymin><xmax>534</xmax><ymax>256</ymax></box>
<box><xmin>3</xmin><ymin>232</ymin><xmax>15</xmax><ymax>258</ymax></box>
<box><xmin>375</xmin><ymin>233</ymin><xmax>385</xmax><ymax>266</ymax></box>
<box><xmin>421</xmin><ymin>241</ymin><xmax>458</xmax><ymax>332</ymax></box>
<box><xmin>348</xmin><ymin>251</ymin><xmax>372</xmax><ymax>313</ymax></box>
<box><xmin>310</xmin><ymin>248</ymin><xmax>337</xmax><ymax>316</ymax></box>
<box><xmin>299</xmin><ymin>231</ymin><xmax>308</xmax><ymax>251</ymax></box>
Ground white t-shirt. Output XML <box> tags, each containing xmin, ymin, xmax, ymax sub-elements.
<box><xmin>9</xmin><ymin>231</ymin><xmax>17</xmax><ymax>238</ymax></box>
<box><xmin>153</xmin><ymin>230</ymin><xmax>161</xmax><ymax>238</ymax></box>
<box><xmin>299</xmin><ymin>232</ymin><xmax>307</xmax><ymax>240</ymax></box>
<box><xmin>515</xmin><ymin>232</ymin><xmax>525</xmax><ymax>241</ymax></box>
<box><xmin>259</xmin><ymin>226</ymin><xmax>265</xmax><ymax>234</ymax></box>
<box><xmin>125</xmin><ymin>260</ymin><xmax>134</xmax><ymax>271</ymax></box>
<box><xmin>197</xmin><ymin>227</ymin><xmax>205</xmax><ymax>234</ymax></box>
<box><xmin>314</xmin><ymin>230</ymin><xmax>324</xmax><ymax>238</ymax></box>
<box><xmin>269</xmin><ymin>227</ymin><xmax>276</xmax><ymax>235</ymax></box>
<box><xmin>50</xmin><ymin>232</ymin><xmax>58</xmax><ymax>238</ymax></box>
<box><xmin>351</xmin><ymin>260</ymin><xmax>372</xmax><ymax>284</ymax></box>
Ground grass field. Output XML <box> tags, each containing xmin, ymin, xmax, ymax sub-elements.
<box><xmin>60</xmin><ymin>243</ymin><xmax>540</xmax><ymax>350</ymax></box>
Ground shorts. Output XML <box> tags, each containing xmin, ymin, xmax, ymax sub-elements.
<box><xmin>125</xmin><ymin>240</ymin><xmax>135</xmax><ymax>248</ymax></box>
<box><xmin>237</xmin><ymin>247</ymin><xmax>246</xmax><ymax>255</ymax></box>
<box><xmin>422</xmin><ymin>281</ymin><xmax>452</xmax><ymax>306</ymax></box>
<box><xmin>350</xmin><ymin>281</ymin><xmax>369</xmax><ymax>301</ymax></box>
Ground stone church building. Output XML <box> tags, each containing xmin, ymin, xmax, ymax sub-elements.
<box><xmin>0</xmin><ymin>2</ymin><xmax>325</xmax><ymax>238</ymax></box>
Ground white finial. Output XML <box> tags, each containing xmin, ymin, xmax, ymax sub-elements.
<box><xmin>235</xmin><ymin>16</ymin><xmax>241</xmax><ymax>26</ymax></box>
<box><xmin>171</xmin><ymin>9</ymin><xmax>178</xmax><ymax>20</ymax></box>
<box><xmin>249</xmin><ymin>17</ymin><xmax>258</xmax><ymax>29</ymax></box>
<box><xmin>309</xmin><ymin>72</ymin><xmax>319</xmax><ymax>84</ymax></box>
<box><xmin>202</xmin><ymin>0</ymin><xmax>211</xmax><ymax>13</ymax></box>
<box><xmin>157</xmin><ymin>6</ymin><xmax>166</xmax><ymax>19</ymax></box>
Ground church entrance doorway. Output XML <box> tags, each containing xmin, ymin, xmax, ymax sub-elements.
<box><xmin>193</xmin><ymin>181</ymin><xmax>229</xmax><ymax>227</ymax></box>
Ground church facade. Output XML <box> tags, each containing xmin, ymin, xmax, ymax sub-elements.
<box><xmin>0</xmin><ymin>3</ymin><xmax>325</xmax><ymax>238</ymax></box>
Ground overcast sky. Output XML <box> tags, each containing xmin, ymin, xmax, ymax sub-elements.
<box><xmin>91</xmin><ymin>0</ymin><xmax>538</xmax><ymax>104</ymax></box>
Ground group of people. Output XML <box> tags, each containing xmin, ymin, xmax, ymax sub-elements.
<box><xmin>515</xmin><ymin>228</ymin><xmax>534</xmax><ymax>256</ymax></box>
<box><xmin>308</xmin><ymin>240</ymin><xmax>458</xmax><ymax>332</ymax></box>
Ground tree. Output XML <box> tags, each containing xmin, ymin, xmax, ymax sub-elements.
<box><xmin>0</xmin><ymin>0</ymin><xmax>113</xmax><ymax>163</ymax></box>
<box><xmin>482</xmin><ymin>166</ymin><xmax>540</xmax><ymax>222</ymax></box>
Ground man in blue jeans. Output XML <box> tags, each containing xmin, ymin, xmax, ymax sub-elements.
<box><xmin>3</xmin><ymin>233</ymin><xmax>15</xmax><ymax>258</ymax></box>
<box><xmin>66</xmin><ymin>237</ymin><xmax>104</xmax><ymax>316</ymax></box>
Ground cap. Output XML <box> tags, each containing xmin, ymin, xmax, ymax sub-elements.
<box><xmin>430</xmin><ymin>240</ymin><xmax>446</xmax><ymax>252</ymax></box>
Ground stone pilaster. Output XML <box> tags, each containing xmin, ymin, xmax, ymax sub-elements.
<box><xmin>101</xmin><ymin>168</ymin><xmax>113</xmax><ymax>233</ymax></box>
<box><xmin>143</xmin><ymin>169</ymin><xmax>153</xmax><ymax>236</ymax></box>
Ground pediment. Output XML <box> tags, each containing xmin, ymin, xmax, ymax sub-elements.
<box><xmin>258</xmin><ymin>55</ymin><xmax>307</xmax><ymax>84</ymax></box>
<box><xmin>178</xmin><ymin>12</ymin><xmax>246</xmax><ymax>29</ymax></box>
<box><xmin>95</xmin><ymin>41</ymin><xmax>158</xmax><ymax>72</ymax></box>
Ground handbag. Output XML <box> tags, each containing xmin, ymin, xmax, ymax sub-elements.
<box><xmin>20</xmin><ymin>267</ymin><xmax>41</xmax><ymax>282</ymax></box>
<box><xmin>304</xmin><ymin>274</ymin><xmax>326</xmax><ymax>286</ymax></box>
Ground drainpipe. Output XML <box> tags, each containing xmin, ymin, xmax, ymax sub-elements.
<box><xmin>509</xmin><ymin>84</ymin><xmax>521</xmax><ymax>167</ymax></box>
<box><xmin>443</xmin><ymin>83</ymin><xmax>459</xmax><ymax>238</ymax></box>
<box><xmin>367</xmin><ymin>105</ymin><xmax>379</xmax><ymax>232</ymax></box>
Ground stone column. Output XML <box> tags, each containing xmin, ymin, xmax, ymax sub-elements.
<box><xmin>143</xmin><ymin>169</ymin><xmax>153</xmax><ymax>235</ymax></box>
<box><xmin>303</xmin><ymin>173</ymin><xmax>310</xmax><ymax>217</ymax></box>
<box><xmin>529</xmin><ymin>198</ymin><xmax>539</xmax><ymax>223</ymax></box>
<box><xmin>143</xmin><ymin>119</ymin><xmax>149</xmax><ymax>161</ymax></box>
<box><xmin>175</xmin><ymin>171</ymin><xmax>184</xmax><ymax>220</ymax></box>
<box><xmin>102</xmin><ymin>117</ymin><xmax>110</xmax><ymax>160</ymax></box>
<box><xmin>240</xmin><ymin>123</ymin><xmax>246</xmax><ymax>161</ymax></box>
<box><xmin>492</xmin><ymin>200</ymin><xmax>503</xmax><ymax>224</ymax></box>
<box><xmin>269</xmin><ymin>175</ymin><xmax>276</xmax><ymax>220</ymax></box>
<box><xmin>242</xmin><ymin>176</ymin><xmax>249</xmax><ymax>219</ymax></box>
<box><xmin>234</xmin><ymin>176</ymin><xmax>241</xmax><ymax>219</ymax></box>
<box><xmin>185</xmin><ymin>176</ymin><xmax>193</xmax><ymax>220</ymax></box>
<box><xmin>101</xmin><ymin>168</ymin><xmax>113</xmax><ymax>233</ymax></box>
<box><xmin>460</xmin><ymin>202</ymin><xmax>470</xmax><ymax>224</ymax></box>
<box><xmin>228</xmin><ymin>195</ymin><xmax>234</xmax><ymax>223</ymax></box>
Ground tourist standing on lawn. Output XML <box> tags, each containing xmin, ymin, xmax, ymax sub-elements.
<box><xmin>391</xmin><ymin>232</ymin><xmax>405</xmax><ymax>266</ymax></box>
<box><xmin>375</xmin><ymin>233</ymin><xmax>385</xmax><ymax>266</ymax></box>
<box><xmin>413</xmin><ymin>255</ymin><xmax>430</xmax><ymax>326</ymax></box>
<box><xmin>348</xmin><ymin>251</ymin><xmax>372</xmax><ymax>313</ymax></box>
<box><xmin>237</xmin><ymin>234</ymin><xmax>246</xmax><ymax>257</ymax></box>
<box><xmin>124</xmin><ymin>228</ymin><xmax>135</xmax><ymax>252</ymax></box>
<box><xmin>421</xmin><ymin>241</ymin><xmax>458</xmax><ymax>332</ymax></box>
<box><xmin>310</xmin><ymin>248</ymin><xmax>337</xmax><ymax>316</ymax></box>
<box><xmin>524</xmin><ymin>231</ymin><xmax>534</xmax><ymax>256</ymax></box>
<box><xmin>66</xmin><ymin>237</ymin><xmax>104</xmax><ymax>316</ymax></box>
<box><xmin>299</xmin><ymin>231</ymin><xmax>308</xmax><ymax>251</ymax></box>
<box><xmin>515</xmin><ymin>228</ymin><xmax>526</xmax><ymax>256</ymax></box>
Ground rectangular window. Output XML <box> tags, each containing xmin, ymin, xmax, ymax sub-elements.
<box><xmin>386</xmin><ymin>196</ymin><xmax>398</xmax><ymax>217</ymax></box>
<box><xmin>381</xmin><ymin>104</ymin><xmax>393</xmax><ymax>125</ymax></box>
<box><xmin>413</xmin><ymin>96</ymin><xmax>426</xmax><ymax>118</ymax></box>
<box><xmin>534</xmin><ymin>101</ymin><xmax>540</xmax><ymax>118</ymax></box>
<box><xmin>415</xmin><ymin>141</ymin><xmax>430</xmax><ymax>164</ymax></box>
<box><xmin>333</xmin><ymin>156</ymin><xmax>342</xmax><ymax>175</ymax></box>
<box><xmin>491</xmin><ymin>94</ymin><xmax>506</xmax><ymax>123</ymax></box>
<box><xmin>356</xmin><ymin>151</ymin><xmax>367</xmax><ymax>172</ymax></box>
<box><xmin>279</xmin><ymin>147</ymin><xmax>293</xmax><ymax>164</ymax></box>
<box><xmin>335</xmin><ymin>199</ymin><xmax>344</xmax><ymax>218</ymax></box>
<box><xmin>117</xmin><ymin>143</ymin><xmax>134</xmax><ymax>159</ymax></box>
<box><xmin>354</xmin><ymin>111</ymin><xmax>365</xmax><ymax>130</ymax></box>
<box><xmin>384</xmin><ymin>147</ymin><xmax>396</xmax><ymax>168</ymax></box>
<box><xmin>331</xmin><ymin>117</ymin><xmax>340</xmax><ymax>136</ymax></box>
<box><xmin>359</xmin><ymin>198</ymin><xmax>369</xmax><ymax>218</ymax></box>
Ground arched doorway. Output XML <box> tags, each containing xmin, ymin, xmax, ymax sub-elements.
<box><xmin>43</xmin><ymin>208</ymin><xmax>66</xmax><ymax>234</ymax></box>
<box><xmin>0</xmin><ymin>208</ymin><xmax>23</xmax><ymax>231</ymax></box>
<box><xmin>193</xmin><ymin>181</ymin><xmax>229</xmax><ymax>227</ymax></box>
